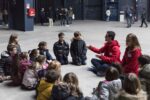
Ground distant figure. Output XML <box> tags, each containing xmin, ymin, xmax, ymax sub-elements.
<box><xmin>140</xmin><ymin>8</ymin><xmax>148</xmax><ymax>28</ymax></box>
<box><xmin>125</xmin><ymin>7</ymin><xmax>132</xmax><ymax>28</ymax></box>
<box><xmin>68</xmin><ymin>7</ymin><xmax>74</xmax><ymax>24</ymax></box>
<box><xmin>48</xmin><ymin>7</ymin><xmax>53</xmax><ymax>26</ymax></box>
<box><xmin>106</xmin><ymin>8</ymin><xmax>111</xmax><ymax>21</ymax></box>
<box><xmin>40</xmin><ymin>8</ymin><xmax>45</xmax><ymax>25</ymax></box>
<box><xmin>2</xmin><ymin>9</ymin><xmax>8</xmax><ymax>25</ymax></box>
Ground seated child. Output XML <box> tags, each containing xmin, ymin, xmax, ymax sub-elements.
<box><xmin>22</xmin><ymin>62</ymin><xmax>38</xmax><ymax>90</ymax></box>
<box><xmin>51</xmin><ymin>72</ymin><xmax>84</xmax><ymax>100</ymax></box>
<box><xmin>70</xmin><ymin>31</ymin><xmax>87</xmax><ymax>66</ymax></box>
<box><xmin>53</xmin><ymin>32</ymin><xmax>69</xmax><ymax>65</ymax></box>
<box><xmin>38</xmin><ymin>41</ymin><xmax>53</xmax><ymax>62</ymax></box>
<box><xmin>37</xmin><ymin>70</ymin><xmax>60</xmax><ymax>100</ymax></box>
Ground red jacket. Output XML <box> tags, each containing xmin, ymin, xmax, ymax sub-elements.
<box><xmin>122</xmin><ymin>47</ymin><xmax>142</xmax><ymax>75</ymax></box>
<box><xmin>89</xmin><ymin>40</ymin><xmax>121</xmax><ymax>64</ymax></box>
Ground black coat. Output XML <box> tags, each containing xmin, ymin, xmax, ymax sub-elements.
<box><xmin>70</xmin><ymin>39</ymin><xmax>87</xmax><ymax>60</ymax></box>
<box><xmin>53</xmin><ymin>41</ymin><xmax>69</xmax><ymax>58</ymax></box>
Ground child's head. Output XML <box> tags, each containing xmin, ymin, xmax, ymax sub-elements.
<box><xmin>47</xmin><ymin>60</ymin><xmax>61</xmax><ymax>73</ymax></box>
<box><xmin>138</xmin><ymin>55</ymin><xmax>150</xmax><ymax>67</ymax></box>
<box><xmin>45</xmin><ymin>70</ymin><xmax>60</xmax><ymax>83</ymax></box>
<box><xmin>105</xmin><ymin>31</ymin><xmax>115</xmax><ymax>42</ymax></box>
<box><xmin>38</xmin><ymin>41</ymin><xmax>47</xmax><ymax>50</ymax></box>
<box><xmin>30</xmin><ymin>49</ymin><xmax>40</xmax><ymax>58</ymax></box>
<box><xmin>105</xmin><ymin>67</ymin><xmax>119</xmax><ymax>81</ymax></box>
<box><xmin>58</xmin><ymin>32</ymin><xmax>65</xmax><ymax>42</ymax></box>
<box><xmin>8</xmin><ymin>33</ymin><xmax>18</xmax><ymax>45</ymax></box>
<box><xmin>74</xmin><ymin>31</ymin><xmax>81</xmax><ymax>39</ymax></box>
<box><xmin>20</xmin><ymin>52</ymin><xmax>29</xmax><ymax>60</ymax></box>
<box><xmin>126</xmin><ymin>33</ymin><xmax>141</xmax><ymax>50</ymax></box>
<box><xmin>63</xmin><ymin>72</ymin><xmax>79</xmax><ymax>86</ymax></box>
<box><xmin>123</xmin><ymin>73</ymin><xmax>141</xmax><ymax>95</ymax></box>
<box><xmin>36</xmin><ymin>55</ymin><xmax>46</xmax><ymax>65</ymax></box>
<box><xmin>7</xmin><ymin>44</ymin><xmax>17</xmax><ymax>55</ymax></box>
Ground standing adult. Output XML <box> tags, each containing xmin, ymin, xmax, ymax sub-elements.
<box><xmin>122</xmin><ymin>33</ymin><xmax>142</xmax><ymax>75</ymax></box>
<box><xmin>68</xmin><ymin>7</ymin><xmax>74</xmax><ymax>24</ymax></box>
<box><xmin>106</xmin><ymin>8</ymin><xmax>111</xmax><ymax>22</ymax></box>
<box><xmin>140</xmin><ymin>8</ymin><xmax>148</xmax><ymax>28</ymax></box>
<box><xmin>53</xmin><ymin>32</ymin><xmax>69</xmax><ymax>65</ymax></box>
<box><xmin>87</xmin><ymin>31</ymin><xmax>121</xmax><ymax>76</ymax></box>
<box><xmin>125</xmin><ymin>7</ymin><xmax>132</xmax><ymax>28</ymax></box>
<box><xmin>40</xmin><ymin>8</ymin><xmax>45</xmax><ymax>25</ymax></box>
<box><xmin>48</xmin><ymin>7</ymin><xmax>53</xmax><ymax>26</ymax></box>
<box><xmin>2</xmin><ymin>9</ymin><xmax>8</xmax><ymax>25</ymax></box>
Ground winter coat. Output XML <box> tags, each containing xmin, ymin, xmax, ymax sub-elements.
<box><xmin>115</xmin><ymin>90</ymin><xmax>147</xmax><ymax>100</ymax></box>
<box><xmin>53</xmin><ymin>40</ymin><xmax>69</xmax><ymax>64</ymax></box>
<box><xmin>38</xmin><ymin>48</ymin><xmax>53</xmax><ymax>60</ymax></box>
<box><xmin>37</xmin><ymin>80</ymin><xmax>54</xmax><ymax>100</ymax></box>
<box><xmin>94</xmin><ymin>79</ymin><xmax>122</xmax><ymax>100</ymax></box>
<box><xmin>22</xmin><ymin>68</ymin><xmax>38</xmax><ymax>88</ymax></box>
<box><xmin>0</xmin><ymin>51</ymin><xmax>12</xmax><ymax>75</ymax></box>
<box><xmin>70</xmin><ymin>38</ymin><xmax>87</xmax><ymax>63</ymax></box>
<box><xmin>51</xmin><ymin>83</ymin><xmax>84</xmax><ymax>100</ymax></box>
<box><xmin>122</xmin><ymin>47</ymin><xmax>142</xmax><ymax>75</ymax></box>
<box><xmin>89</xmin><ymin>40</ymin><xmax>121</xmax><ymax>64</ymax></box>
<box><xmin>141</xmin><ymin>11</ymin><xmax>146</xmax><ymax>19</ymax></box>
<box><xmin>19</xmin><ymin>59</ymin><xmax>32</xmax><ymax>77</ymax></box>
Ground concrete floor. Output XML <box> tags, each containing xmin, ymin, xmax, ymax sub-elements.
<box><xmin>0</xmin><ymin>20</ymin><xmax>150</xmax><ymax>100</ymax></box>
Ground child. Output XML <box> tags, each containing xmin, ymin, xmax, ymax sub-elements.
<box><xmin>0</xmin><ymin>44</ymin><xmax>15</xmax><ymax>82</ymax></box>
<box><xmin>47</xmin><ymin>60</ymin><xmax>61</xmax><ymax>73</ymax></box>
<box><xmin>19</xmin><ymin>52</ymin><xmax>32</xmax><ymax>80</ymax></box>
<box><xmin>22</xmin><ymin>62</ymin><xmax>38</xmax><ymax>90</ymax></box>
<box><xmin>29</xmin><ymin>49</ymin><xmax>40</xmax><ymax>62</ymax></box>
<box><xmin>38</xmin><ymin>41</ymin><xmax>53</xmax><ymax>62</ymax></box>
<box><xmin>87</xmin><ymin>67</ymin><xmax>122</xmax><ymax>100</ymax></box>
<box><xmin>115</xmin><ymin>73</ymin><xmax>147</xmax><ymax>100</ymax></box>
<box><xmin>53</xmin><ymin>32</ymin><xmax>69</xmax><ymax>65</ymax></box>
<box><xmin>138</xmin><ymin>55</ymin><xmax>150</xmax><ymax>100</ymax></box>
<box><xmin>70</xmin><ymin>31</ymin><xmax>87</xmax><ymax>65</ymax></box>
<box><xmin>37</xmin><ymin>70</ymin><xmax>60</xmax><ymax>100</ymax></box>
<box><xmin>122</xmin><ymin>33</ymin><xmax>142</xmax><ymax>75</ymax></box>
<box><xmin>51</xmin><ymin>72</ymin><xmax>84</xmax><ymax>100</ymax></box>
<box><xmin>7</xmin><ymin>33</ymin><xmax>21</xmax><ymax>53</ymax></box>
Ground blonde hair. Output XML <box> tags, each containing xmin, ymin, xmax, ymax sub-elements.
<box><xmin>47</xmin><ymin>60</ymin><xmax>61</xmax><ymax>72</ymax></box>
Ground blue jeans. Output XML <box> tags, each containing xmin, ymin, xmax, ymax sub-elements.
<box><xmin>91</xmin><ymin>58</ymin><xmax>111</xmax><ymax>72</ymax></box>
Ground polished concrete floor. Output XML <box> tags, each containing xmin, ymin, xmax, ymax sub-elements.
<box><xmin>0</xmin><ymin>20</ymin><xmax>149</xmax><ymax>100</ymax></box>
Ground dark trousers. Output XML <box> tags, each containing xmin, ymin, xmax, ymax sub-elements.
<box><xmin>140</xmin><ymin>19</ymin><xmax>148</xmax><ymax>27</ymax></box>
<box><xmin>60</xmin><ymin>16</ymin><xmax>66</xmax><ymax>26</ymax></box>
<box><xmin>91</xmin><ymin>58</ymin><xmax>111</xmax><ymax>72</ymax></box>
<box><xmin>56</xmin><ymin>56</ymin><xmax>68</xmax><ymax>65</ymax></box>
<box><xmin>127</xmin><ymin>17</ymin><xmax>132</xmax><ymax>27</ymax></box>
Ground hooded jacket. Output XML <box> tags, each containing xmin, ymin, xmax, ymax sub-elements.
<box><xmin>122</xmin><ymin>47</ymin><xmax>142</xmax><ymax>75</ymax></box>
<box><xmin>37</xmin><ymin>80</ymin><xmax>54</xmax><ymax>100</ymax></box>
<box><xmin>89</xmin><ymin>40</ymin><xmax>121</xmax><ymax>64</ymax></box>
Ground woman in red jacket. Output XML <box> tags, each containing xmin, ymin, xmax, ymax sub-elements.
<box><xmin>122</xmin><ymin>33</ymin><xmax>142</xmax><ymax>75</ymax></box>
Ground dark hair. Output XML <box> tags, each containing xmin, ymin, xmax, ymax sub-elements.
<box><xmin>8</xmin><ymin>33</ymin><xmax>18</xmax><ymax>44</ymax></box>
<box><xmin>20</xmin><ymin>52</ymin><xmax>29</xmax><ymax>59</ymax></box>
<box><xmin>74</xmin><ymin>31</ymin><xmax>81</xmax><ymax>38</ymax></box>
<box><xmin>45</xmin><ymin>70</ymin><xmax>60</xmax><ymax>83</ymax></box>
<box><xmin>105</xmin><ymin>67</ymin><xmax>119</xmax><ymax>81</ymax></box>
<box><xmin>107</xmin><ymin>31</ymin><xmax>115</xmax><ymax>40</ymax></box>
<box><xmin>112</xmin><ymin>62</ymin><xmax>123</xmax><ymax>74</ymax></box>
<box><xmin>124</xmin><ymin>73</ymin><xmax>141</xmax><ymax>95</ymax></box>
<box><xmin>58</xmin><ymin>32</ymin><xmax>64</xmax><ymax>37</ymax></box>
<box><xmin>138</xmin><ymin>55</ymin><xmax>150</xmax><ymax>66</ymax></box>
<box><xmin>30</xmin><ymin>49</ymin><xmax>39</xmax><ymax>57</ymax></box>
<box><xmin>126</xmin><ymin>33</ymin><xmax>141</xmax><ymax>50</ymax></box>
<box><xmin>38</xmin><ymin>41</ymin><xmax>47</xmax><ymax>48</ymax></box>
<box><xmin>7</xmin><ymin>44</ymin><xmax>16</xmax><ymax>51</ymax></box>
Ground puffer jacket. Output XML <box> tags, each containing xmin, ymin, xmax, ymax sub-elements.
<box><xmin>37</xmin><ymin>80</ymin><xmax>54</xmax><ymax>100</ymax></box>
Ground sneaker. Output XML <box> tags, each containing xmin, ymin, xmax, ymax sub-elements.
<box><xmin>96</xmin><ymin>72</ymin><xmax>105</xmax><ymax>77</ymax></box>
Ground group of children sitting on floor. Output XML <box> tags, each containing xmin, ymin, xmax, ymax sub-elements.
<box><xmin>0</xmin><ymin>32</ymin><xmax>149</xmax><ymax>100</ymax></box>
